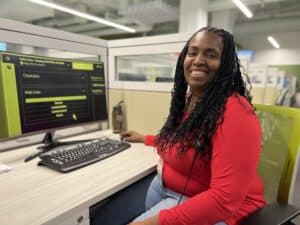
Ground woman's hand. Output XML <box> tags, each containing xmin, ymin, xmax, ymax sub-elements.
<box><xmin>120</xmin><ymin>131</ymin><xmax>145</xmax><ymax>143</ymax></box>
<box><xmin>128</xmin><ymin>222</ymin><xmax>144</xmax><ymax>225</ymax></box>
<box><xmin>128</xmin><ymin>216</ymin><xmax>159</xmax><ymax>225</ymax></box>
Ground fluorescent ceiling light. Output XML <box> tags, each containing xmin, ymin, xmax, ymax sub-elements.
<box><xmin>28</xmin><ymin>0</ymin><xmax>136</xmax><ymax>33</ymax></box>
<box><xmin>232</xmin><ymin>0</ymin><xmax>253</xmax><ymax>18</ymax></box>
<box><xmin>268</xmin><ymin>36</ymin><xmax>280</xmax><ymax>48</ymax></box>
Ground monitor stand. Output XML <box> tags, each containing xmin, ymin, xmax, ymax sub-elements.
<box><xmin>38</xmin><ymin>131</ymin><xmax>96</xmax><ymax>151</ymax></box>
<box><xmin>24</xmin><ymin>132</ymin><xmax>93</xmax><ymax>162</ymax></box>
<box><xmin>38</xmin><ymin>132</ymin><xmax>69</xmax><ymax>152</ymax></box>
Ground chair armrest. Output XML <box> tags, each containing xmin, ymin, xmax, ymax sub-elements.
<box><xmin>240</xmin><ymin>202</ymin><xmax>300</xmax><ymax>225</ymax></box>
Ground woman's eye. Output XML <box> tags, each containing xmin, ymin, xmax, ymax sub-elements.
<box><xmin>187</xmin><ymin>51</ymin><xmax>197</xmax><ymax>56</ymax></box>
<box><xmin>207</xmin><ymin>51</ymin><xmax>217</xmax><ymax>58</ymax></box>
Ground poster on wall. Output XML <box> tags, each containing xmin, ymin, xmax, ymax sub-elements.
<box><xmin>267</xmin><ymin>67</ymin><xmax>278</xmax><ymax>87</ymax></box>
<box><xmin>248</xmin><ymin>64</ymin><xmax>267</xmax><ymax>88</ymax></box>
<box><xmin>277</xmin><ymin>71</ymin><xmax>285</xmax><ymax>90</ymax></box>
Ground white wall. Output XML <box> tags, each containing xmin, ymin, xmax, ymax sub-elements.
<box><xmin>254</xmin><ymin>49</ymin><xmax>300</xmax><ymax>65</ymax></box>
<box><xmin>235</xmin><ymin>31</ymin><xmax>300</xmax><ymax>65</ymax></box>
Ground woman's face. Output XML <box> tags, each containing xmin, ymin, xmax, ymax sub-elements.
<box><xmin>183</xmin><ymin>31</ymin><xmax>223</xmax><ymax>97</ymax></box>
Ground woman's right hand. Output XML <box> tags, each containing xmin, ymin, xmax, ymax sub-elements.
<box><xmin>120</xmin><ymin>131</ymin><xmax>145</xmax><ymax>143</ymax></box>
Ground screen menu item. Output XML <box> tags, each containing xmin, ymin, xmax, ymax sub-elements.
<box><xmin>0</xmin><ymin>52</ymin><xmax>107</xmax><ymax>139</ymax></box>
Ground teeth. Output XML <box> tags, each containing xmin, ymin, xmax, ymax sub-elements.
<box><xmin>191</xmin><ymin>71</ymin><xmax>206</xmax><ymax>76</ymax></box>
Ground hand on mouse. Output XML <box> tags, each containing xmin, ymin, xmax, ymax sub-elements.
<box><xmin>120</xmin><ymin>131</ymin><xmax>145</xmax><ymax>143</ymax></box>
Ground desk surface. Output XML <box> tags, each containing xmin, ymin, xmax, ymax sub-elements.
<box><xmin>0</xmin><ymin>130</ymin><xmax>158</xmax><ymax>225</ymax></box>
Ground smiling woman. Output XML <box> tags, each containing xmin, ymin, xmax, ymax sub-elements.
<box><xmin>121</xmin><ymin>26</ymin><xmax>266</xmax><ymax>225</ymax></box>
<box><xmin>184</xmin><ymin>31</ymin><xmax>223</xmax><ymax>98</ymax></box>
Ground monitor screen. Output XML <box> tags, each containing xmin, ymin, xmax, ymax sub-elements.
<box><xmin>0</xmin><ymin>52</ymin><xmax>107</xmax><ymax>141</ymax></box>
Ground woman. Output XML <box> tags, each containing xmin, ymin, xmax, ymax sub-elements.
<box><xmin>121</xmin><ymin>27</ymin><xmax>265</xmax><ymax>225</ymax></box>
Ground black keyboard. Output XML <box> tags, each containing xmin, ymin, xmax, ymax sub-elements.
<box><xmin>38</xmin><ymin>138</ymin><xmax>131</xmax><ymax>173</ymax></box>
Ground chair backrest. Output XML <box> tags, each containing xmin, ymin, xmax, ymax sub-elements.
<box><xmin>255</xmin><ymin>104</ymin><xmax>300</xmax><ymax>204</ymax></box>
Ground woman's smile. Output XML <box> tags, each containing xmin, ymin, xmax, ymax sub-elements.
<box><xmin>190</xmin><ymin>70</ymin><xmax>208</xmax><ymax>78</ymax></box>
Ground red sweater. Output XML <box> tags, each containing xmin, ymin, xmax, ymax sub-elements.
<box><xmin>144</xmin><ymin>95</ymin><xmax>266</xmax><ymax>225</ymax></box>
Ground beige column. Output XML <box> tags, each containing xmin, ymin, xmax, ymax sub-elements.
<box><xmin>179</xmin><ymin>0</ymin><xmax>208</xmax><ymax>33</ymax></box>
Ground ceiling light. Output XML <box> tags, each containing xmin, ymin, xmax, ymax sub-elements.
<box><xmin>28</xmin><ymin>0</ymin><xmax>136</xmax><ymax>33</ymax></box>
<box><xmin>232</xmin><ymin>0</ymin><xmax>253</xmax><ymax>18</ymax></box>
<box><xmin>267</xmin><ymin>36</ymin><xmax>280</xmax><ymax>49</ymax></box>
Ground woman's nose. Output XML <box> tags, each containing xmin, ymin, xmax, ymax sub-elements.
<box><xmin>192</xmin><ymin>54</ymin><xmax>205</xmax><ymax>65</ymax></box>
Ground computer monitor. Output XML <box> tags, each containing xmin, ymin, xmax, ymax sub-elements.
<box><xmin>0</xmin><ymin>51</ymin><xmax>107</xmax><ymax>153</ymax></box>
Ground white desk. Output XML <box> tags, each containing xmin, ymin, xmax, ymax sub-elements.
<box><xmin>0</xmin><ymin>130</ymin><xmax>158</xmax><ymax>225</ymax></box>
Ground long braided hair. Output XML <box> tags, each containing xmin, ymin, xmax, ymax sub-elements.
<box><xmin>155</xmin><ymin>27</ymin><xmax>252</xmax><ymax>157</ymax></box>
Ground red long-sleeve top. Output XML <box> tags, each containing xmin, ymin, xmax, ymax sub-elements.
<box><xmin>144</xmin><ymin>95</ymin><xmax>266</xmax><ymax>225</ymax></box>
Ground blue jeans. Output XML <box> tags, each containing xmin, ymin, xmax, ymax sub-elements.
<box><xmin>133</xmin><ymin>175</ymin><xmax>227</xmax><ymax>225</ymax></box>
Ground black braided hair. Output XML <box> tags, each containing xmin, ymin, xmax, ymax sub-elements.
<box><xmin>155</xmin><ymin>26</ymin><xmax>253</xmax><ymax>157</ymax></box>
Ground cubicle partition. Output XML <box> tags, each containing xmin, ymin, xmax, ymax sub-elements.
<box><xmin>108</xmin><ymin>34</ymin><xmax>188</xmax><ymax>133</ymax></box>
